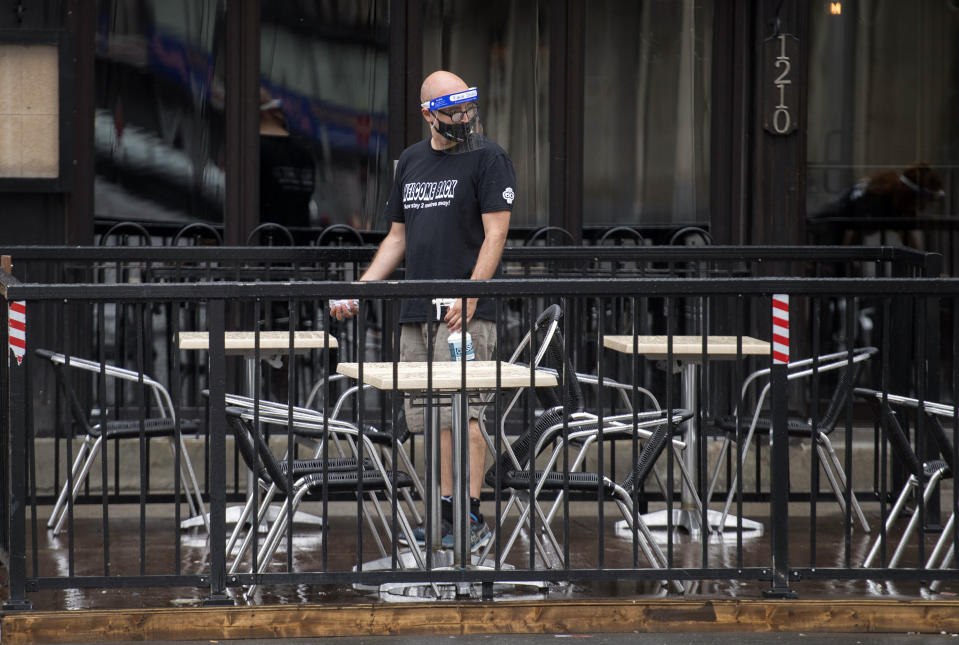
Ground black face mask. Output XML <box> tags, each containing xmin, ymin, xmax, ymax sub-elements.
<box><xmin>432</xmin><ymin>116</ymin><xmax>473</xmax><ymax>143</ymax></box>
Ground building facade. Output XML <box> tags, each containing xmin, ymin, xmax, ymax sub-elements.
<box><xmin>0</xmin><ymin>1</ymin><xmax>955</xmax><ymax>253</ymax></box>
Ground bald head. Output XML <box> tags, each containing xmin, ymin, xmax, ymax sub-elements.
<box><xmin>420</xmin><ymin>70</ymin><xmax>469</xmax><ymax>104</ymax></box>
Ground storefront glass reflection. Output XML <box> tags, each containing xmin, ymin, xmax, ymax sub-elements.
<box><xmin>260</xmin><ymin>1</ymin><xmax>389</xmax><ymax>236</ymax></box>
<box><xmin>422</xmin><ymin>0</ymin><xmax>550</xmax><ymax>229</ymax></box>
<box><xmin>808</xmin><ymin>0</ymin><xmax>958</xmax><ymax>255</ymax></box>
<box><xmin>94</xmin><ymin>0</ymin><xmax>225</xmax><ymax>226</ymax></box>
<box><xmin>583</xmin><ymin>0</ymin><xmax>712</xmax><ymax>228</ymax></box>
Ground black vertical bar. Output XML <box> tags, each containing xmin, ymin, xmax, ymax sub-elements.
<box><xmin>136</xmin><ymin>303</ymin><xmax>147</xmax><ymax>576</ymax></box>
<box><xmin>171</xmin><ymin>300</ymin><xmax>182</xmax><ymax>574</ymax></box>
<box><xmin>564</xmin><ymin>0</ymin><xmax>584</xmax><ymax>242</ymax></box>
<box><xmin>765</xmin><ymin>295</ymin><xmax>796</xmax><ymax>598</ymax></box>
<box><xmin>548</xmin><ymin>0</ymin><xmax>568</xmax><ymax>236</ymax></box>
<box><xmin>389</xmin><ymin>0</ymin><xmax>423</xmax><ymax>159</ymax></box>
<box><xmin>224</xmin><ymin>0</ymin><xmax>261</xmax><ymax>245</ymax></box>
<box><xmin>710</xmin><ymin>0</ymin><xmax>753</xmax><ymax>244</ymax></box>
<box><xmin>204</xmin><ymin>299</ymin><xmax>232</xmax><ymax>606</ymax></box>
<box><xmin>66</xmin><ymin>0</ymin><xmax>95</xmax><ymax>245</ymax></box>
<box><xmin>4</xmin><ymin>297</ymin><xmax>31</xmax><ymax>609</ymax></box>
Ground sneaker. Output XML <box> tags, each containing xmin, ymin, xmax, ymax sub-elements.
<box><xmin>441</xmin><ymin>514</ymin><xmax>492</xmax><ymax>553</ymax></box>
<box><xmin>400</xmin><ymin>519</ymin><xmax>452</xmax><ymax>547</ymax></box>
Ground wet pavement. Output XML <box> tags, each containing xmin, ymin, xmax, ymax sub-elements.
<box><xmin>5</xmin><ymin>501</ymin><xmax>958</xmax><ymax>611</ymax></box>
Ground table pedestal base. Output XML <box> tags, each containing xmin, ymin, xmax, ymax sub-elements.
<box><xmin>617</xmin><ymin>508</ymin><xmax>763</xmax><ymax>541</ymax></box>
<box><xmin>353</xmin><ymin>551</ymin><xmax>553</xmax><ymax>600</ymax></box>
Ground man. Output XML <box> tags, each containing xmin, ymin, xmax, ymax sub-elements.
<box><xmin>331</xmin><ymin>70</ymin><xmax>515</xmax><ymax>551</ymax></box>
<box><xmin>259</xmin><ymin>88</ymin><xmax>316</xmax><ymax>231</ymax></box>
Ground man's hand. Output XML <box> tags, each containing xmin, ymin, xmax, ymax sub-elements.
<box><xmin>330</xmin><ymin>299</ymin><xmax>359</xmax><ymax>321</ymax></box>
<box><xmin>444</xmin><ymin>298</ymin><xmax>477</xmax><ymax>332</ymax></box>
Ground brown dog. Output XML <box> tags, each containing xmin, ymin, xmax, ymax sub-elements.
<box><xmin>832</xmin><ymin>162</ymin><xmax>946</xmax><ymax>248</ymax></box>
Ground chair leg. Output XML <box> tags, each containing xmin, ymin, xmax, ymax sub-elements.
<box><xmin>380</xmin><ymin>446</ymin><xmax>424</xmax><ymax>527</ymax></box>
<box><xmin>888</xmin><ymin>472</ymin><xmax>946</xmax><ymax>568</ymax></box>
<box><xmin>927</xmin><ymin>511</ymin><xmax>955</xmax><ymax>591</ymax></box>
<box><xmin>52</xmin><ymin>437</ymin><xmax>105</xmax><ymax>536</ymax></box>
<box><xmin>817</xmin><ymin>434</ymin><xmax>870</xmax><ymax>533</ymax></box>
<box><xmin>47</xmin><ymin>440</ymin><xmax>92</xmax><ymax>529</ymax></box>
<box><xmin>227</xmin><ymin>489</ymin><xmax>267</xmax><ymax>574</ymax></box>
<box><xmin>864</xmin><ymin>475</ymin><xmax>917</xmax><ymax>567</ymax></box>
<box><xmin>614</xmin><ymin>496</ymin><xmax>684</xmax><ymax>593</ymax></box>
<box><xmin>173</xmin><ymin>435</ymin><xmax>209</xmax><ymax>532</ymax></box>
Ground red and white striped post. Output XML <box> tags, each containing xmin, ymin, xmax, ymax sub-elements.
<box><xmin>766</xmin><ymin>293</ymin><xmax>796</xmax><ymax>598</ymax></box>
<box><xmin>8</xmin><ymin>300</ymin><xmax>25</xmax><ymax>366</ymax></box>
<box><xmin>772</xmin><ymin>294</ymin><xmax>789</xmax><ymax>364</ymax></box>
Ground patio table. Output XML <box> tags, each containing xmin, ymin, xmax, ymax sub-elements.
<box><xmin>336</xmin><ymin>360</ymin><xmax>557</xmax><ymax>569</ymax></box>
<box><xmin>603</xmin><ymin>334</ymin><xmax>768</xmax><ymax>538</ymax></box>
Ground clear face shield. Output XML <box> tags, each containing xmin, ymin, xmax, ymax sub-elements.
<box><xmin>421</xmin><ymin>87</ymin><xmax>487</xmax><ymax>153</ymax></box>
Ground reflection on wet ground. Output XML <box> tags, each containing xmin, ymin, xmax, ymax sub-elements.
<box><xmin>4</xmin><ymin>501</ymin><xmax>957</xmax><ymax>611</ymax></box>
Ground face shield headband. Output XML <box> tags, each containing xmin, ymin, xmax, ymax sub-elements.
<box><xmin>421</xmin><ymin>87</ymin><xmax>480</xmax><ymax>143</ymax></box>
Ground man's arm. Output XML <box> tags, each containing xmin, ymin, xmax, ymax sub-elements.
<box><xmin>445</xmin><ymin>210</ymin><xmax>510</xmax><ymax>332</ymax></box>
<box><xmin>331</xmin><ymin>222</ymin><xmax>406</xmax><ymax>320</ymax></box>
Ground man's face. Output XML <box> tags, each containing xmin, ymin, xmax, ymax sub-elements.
<box><xmin>424</xmin><ymin>101</ymin><xmax>478</xmax><ymax>143</ymax></box>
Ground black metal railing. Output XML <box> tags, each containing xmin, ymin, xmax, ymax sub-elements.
<box><xmin>2</xmin><ymin>261</ymin><xmax>959</xmax><ymax>606</ymax></box>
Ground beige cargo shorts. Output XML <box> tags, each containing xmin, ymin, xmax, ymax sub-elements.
<box><xmin>399</xmin><ymin>318</ymin><xmax>496</xmax><ymax>433</ymax></box>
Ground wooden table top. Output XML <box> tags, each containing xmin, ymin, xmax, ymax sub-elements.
<box><xmin>603</xmin><ymin>335</ymin><xmax>769</xmax><ymax>360</ymax></box>
<box><xmin>177</xmin><ymin>331</ymin><xmax>338</xmax><ymax>352</ymax></box>
<box><xmin>337</xmin><ymin>361</ymin><xmax>558</xmax><ymax>391</ymax></box>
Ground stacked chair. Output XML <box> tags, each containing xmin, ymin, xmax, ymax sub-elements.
<box><xmin>706</xmin><ymin>347</ymin><xmax>877</xmax><ymax>534</ymax></box>
<box><xmin>479</xmin><ymin>305</ymin><xmax>691</xmax><ymax>581</ymax></box>
<box><xmin>856</xmin><ymin>389</ymin><xmax>955</xmax><ymax>571</ymax></box>
<box><xmin>223</xmin><ymin>405</ymin><xmax>424</xmax><ymax>601</ymax></box>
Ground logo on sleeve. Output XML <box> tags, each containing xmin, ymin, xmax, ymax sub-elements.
<box><xmin>502</xmin><ymin>187</ymin><xmax>515</xmax><ymax>205</ymax></box>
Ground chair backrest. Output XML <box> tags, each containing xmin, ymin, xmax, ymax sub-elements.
<box><xmin>523</xmin><ymin>226</ymin><xmax>575</xmax><ymax>246</ymax></box>
<box><xmin>315</xmin><ymin>224</ymin><xmax>364</xmax><ymax>246</ymax></box>
<box><xmin>855</xmin><ymin>389</ymin><xmax>925</xmax><ymax>479</ymax></box>
<box><xmin>246</xmin><ymin>222</ymin><xmax>295</xmax><ymax>246</ymax></box>
<box><xmin>172</xmin><ymin>222</ymin><xmax>223</xmax><ymax>246</ymax></box>
<box><xmin>816</xmin><ymin>359</ymin><xmax>865</xmax><ymax>434</ymax></box>
<box><xmin>225</xmin><ymin>407</ymin><xmax>291</xmax><ymax>493</ymax></box>
<box><xmin>623</xmin><ymin>420</ymin><xmax>671</xmax><ymax>494</ymax></box>
<box><xmin>668</xmin><ymin>226</ymin><xmax>713</xmax><ymax>246</ymax></box>
<box><xmin>98</xmin><ymin>221</ymin><xmax>154</xmax><ymax>246</ymax></box>
<box><xmin>535</xmin><ymin>328</ymin><xmax>586</xmax><ymax>415</ymax></box>
<box><xmin>508</xmin><ymin>304</ymin><xmax>584</xmax><ymax>415</ymax></box>
<box><xmin>597</xmin><ymin>226</ymin><xmax>645</xmax><ymax>246</ymax></box>
<box><xmin>37</xmin><ymin>349</ymin><xmax>96</xmax><ymax>436</ymax></box>
<box><xmin>36</xmin><ymin>348</ymin><xmax>174</xmax><ymax>431</ymax></box>
<box><xmin>926</xmin><ymin>415</ymin><xmax>956</xmax><ymax>473</ymax></box>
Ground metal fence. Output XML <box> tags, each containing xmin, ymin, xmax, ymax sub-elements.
<box><xmin>1</xmin><ymin>245</ymin><xmax>957</xmax><ymax>607</ymax></box>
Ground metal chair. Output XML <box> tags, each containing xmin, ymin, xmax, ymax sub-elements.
<box><xmin>856</xmin><ymin>389</ymin><xmax>953</xmax><ymax>568</ymax></box>
<box><xmin>707</xmin><ymin>347</ymin><xmax>877</xmax><ymax>534</ymax></box>
<box><xmin>217</xmin><ymin>390</ymin><xmax>424</xmax><ymax>564</ymax></box>
<box><xmin>483</xmin><ymin>399</ymin><xmax>689</xmax><ymax>580</ymax></box>
<box><xmin>225</xmin><ymin>406</ymin><xmax>425</xmax><ymax>601</ymax></box>
<box><xmin>479</xmin><ymin>308</ymin><xmax>691</xmax><ymax>572</ymax></box>
<box><xmin>38</xmin><ymin>349</ymin><xmax>208</xmax><ymax>535</ymax></box>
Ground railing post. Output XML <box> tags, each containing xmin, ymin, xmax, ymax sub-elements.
<box><xmin>204</xmin><ymin>298</ymin><xmax>233</xmax><ymax>606</ymax></box>
<box><xmin>765</xmin><ymin>294</ymin><xmax>797</xmax><ymax>599</ymax></box>
<box><xmin>4</xmin><ymin>295</ymin><xmax>32</xmax><ymax>609</ymax></box>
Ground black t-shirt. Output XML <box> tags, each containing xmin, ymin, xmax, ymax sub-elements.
<box><xmin>385</xmin><ymin>137</ymin><xmax>516</xmax><ymax>323</ymax></box>
<box><xmin>260</xmin><ymin>134</ymin><xmax>316</xmax><ymax>229</ymax></box>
